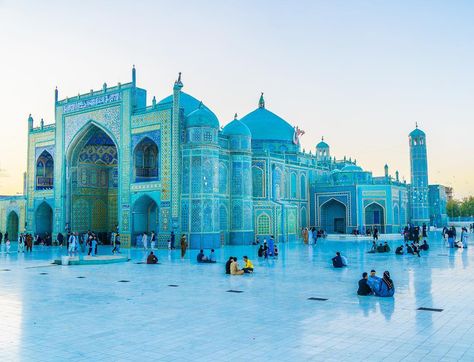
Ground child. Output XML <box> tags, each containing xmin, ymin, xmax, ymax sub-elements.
<box><xmin>18</xmin><ymin>235</ymin><xmax>25</xmax><ymax>253</ymax></box>
<box><xmin>167</xmin><ymin>239</ymin><xmax>171</xmax><ymax>250</ymax></box>
<box><xmin>5</xmin><ymin>238</ymin><xmax>11</xmax><ymax>254</ymax></box>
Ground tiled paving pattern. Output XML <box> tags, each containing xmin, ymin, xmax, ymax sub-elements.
<box><xmin>0</xmin><ymin>232</ymin><xmax>473</xmax><ymax>361</ymax></box>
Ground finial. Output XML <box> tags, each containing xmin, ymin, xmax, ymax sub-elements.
<box><xmin>415</xmin><ymin>121</ymin><xmax>418</xmax><ymax>128</ymax></box>
<box><xmin>198</xmin><ymin>101</ymin><xmax>203</xmax><ymax>109</ymax></box>
<box><xmin>258</xmin><ymin>92</ymin><xmax>265</xmax><ymax>109</ymax></box>
<box><xmin>321</xmin><ymin>136</ymin><xmax>324</xmax><ymax>141</ymax></box>
<box><xmin>40</xmin><ymin>118</ymin><xmax>44</xmax><ymax>129</ymax></box>
<box><xmin>234</xmin><ymin>113</ymin><xmax>238</xmax><ymax>120</ymax></box>
<box><xmin>132</xmin><ymin>64</ymin><xmax>136</xmax><ymax>85</ymax></box>
<box><xmin>174</xmin><ymin>72</ymin><xmax>183</xmax><ymax>90</ymax></box>
<box><xmin>152</xmin><ymin>96</ymin><xmax>156</xmax><ymax>107</ymax></box>
<box><xmin>103</xmin><ymin>83</ymin><xmax>107</xmax><ymax>92</ymax></box>
<box><xmin>54</xmin><ymin>86</ymin><xmax>58</xmax><ymax>102</ymax></box>
<box><xmin>178</xmin><ymin>72</ymin><xmax>181</xmax><ymax>82</ymax></box>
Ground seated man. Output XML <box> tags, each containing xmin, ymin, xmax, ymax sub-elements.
<box><xmin>376</xmin><ymin>243</ymin><xmax>385</xmax><ymax>253</ymax></box>
<box><xmin>341</xmin><ymin>254</ymin><xmax>348</xmax><ymax>266</ymax></box>
<box><xmin>383</xmin><ymin>242</ymin><xmax>391</xmax><ymax>252</ymax></box>
<box><xmin>332</xmin><ymin>252</ymin><xmax>344</xmax><ymax>268</ymax></box>
<box><xmin>357</xmin><ymin>272</ymin><xmax>373</xmax><ymax>296</ymax></box>
<box><xmin>367</xmin><ymin>269</ymin><xmax>382</xmax><ymax>291</ymax></box>
<box><xmin>242</xmin><ymin>256</ymin><xmax>254</xmax><ymax>273</ymax></box>
<box><xmin>197</xmin><ymin>249</ymin><xmax>207</xmax><ymax>263</ymax></box>
<box><xmin>395</xmin><ymin>245</ymin><xmax>404</xmax><ymax>255</ymax></box>
<box><xmin>146</xmin><ymin>251</ymin><xmax>158</xmax><ymax>264</ymax></box>
<box><xmin>230</xmin><ymin>257</ymin><xmax>244</xmax><ymax>275</ymax></box>
<box><xmin>419</xmin><ymin>240</ymin><xmax>429</xmax><ymax>251</ymax></box>
<box><xmin>208</xmin><ymin>249</ymin><xmax>216</xmax><ymax>262</ymax></box>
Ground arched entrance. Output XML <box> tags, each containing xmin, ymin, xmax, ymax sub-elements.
<box><xmin>6</xmin><ymin>211</ymin><xmax>19</xmax><ymax>241</ymax></box>
<box><xmin>365</xmin><ymin>202</ymin><xmax>385</xmax><ymax>233</ymax></box>
<box><xmin>68</xmin><ymin>124</ymin><xmax>118</xmax><ymax>237</ymax></box>
<box><xmin>35</xmin><ymin>202</ymin><xmax>53</xmax><ymax>237</ymax></box>
<box><xmin>132</xmin><ymin>195</ymin><xmax>158</xmax><ymax>246</ymax></box>
<box><xmin>320</xmin><ymin>199</ymin><xmax>347</xmax><ymax>234</ymax></box>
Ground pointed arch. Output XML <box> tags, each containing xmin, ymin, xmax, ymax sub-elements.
<box><xmin>36</xmin><ymin>150</ymin><xmax>54</xmax><ymax>190</ymax></box>
<box><xmin>256</xmin><ymin>213</ymin><xmax>271</xmax><ymax>236</ymax></box>
<box><xmin>6</xmin><ymin>211</ymin><xmax>19</xmax><ymax>241</ymax></box>
<box><xmin>132</xmin><ymin>194</ymin><xmax>159</xmax><ymax>245</ymax></box>
<box><xmin>133</xmin><ymin>136</ymin><xmax>159</xmax><ymax>182</ymax></box>
<box><xmin>35</xmin><ymin>201</ymin><xmax>53</xmax><ymax>237</ymax></box>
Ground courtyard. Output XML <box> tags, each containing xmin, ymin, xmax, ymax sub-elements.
<box><xmin>1</xmin><ymin>232</ymin><xmax>474</xmax><ymax>361</ymax></box>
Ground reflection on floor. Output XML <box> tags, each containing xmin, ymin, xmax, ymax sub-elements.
<box><xmin>0</xmin><ymin>232</ymin><xmax>473</xmax><ymax>361</ymax></box>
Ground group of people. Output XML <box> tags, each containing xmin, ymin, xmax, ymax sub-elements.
<box><xmin>197</xmin><ymin>249</ymin><xmax>216</xmax><ymax>263</ymax></box>
<box><xmin>256</xmin><ymin>237</ymin><xmax>278</xmax><ymax>258</ymax></box>
<box><xmin>395</xmin><ymin>240</ymin><xmax>429</xmax><ymax>257</ymax></box>
<box><xmin>442</xmin><ymin>226</ymin><xmax>469</xmax><ymax>248</ymax></box>
<box><xmin>368</xmin><ymin>241</ymin><xmax>391</xmax><ymax>253</ymax></box>
<box><xmin>66</xmin><ymin>231</ymin><xmax>101</xmax><ymax>257</ymax></box>
<box><xmin>0</xmin><ymin>232</ymin><xmax>34</xmax><ymax>254</ymax></box>
<box><xmin>331</xmin><ymin>251</ymin><xmax>348</xmax><ymax>268</ymax></box>
<box><xmin>357</xmin><ymin>270</ymin><xmax>395</xmax><ymax>297</ymax></box>
<box><xmin>301</xmin><ymin>227</ymin><xmax>326</xmax><ymax>245</ymax></box>
<box><xmin>225</xmin><ymin>256</ymin><xmax>254</xmax><ymax>275</ymax></box>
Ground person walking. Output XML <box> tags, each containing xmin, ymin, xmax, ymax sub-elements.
<box><xmin>142</xmin><ymin>232</ymin><xmax>148</xmax><ymax>250</ymax></box>
<box><xmin>68</xmin><ymin>232</ymin><xmax>77</xmax><ymax>256</ymax></box>
<box><xmin>180</xmin><ymin>234</ymin><xmax>188</xmax><ymax>259</ymax></box>
<box><xmin>17</xmin><ymin>234</ymin><xmax>25</xmax><ymax>253</ymax></box>
<box><xmin>170</xmin><ymin>231</ymin><xmax>176</xmax><ymax>249</ymax></box>
<box><xmin>26</xmin><ymin>234</ymin><xmax>33</xmax><ymax>252</ymax></box>
<box><xmin>150</xmin><ymin>231</ymin><xmax>156</xmax><ymax>250</ymax></box>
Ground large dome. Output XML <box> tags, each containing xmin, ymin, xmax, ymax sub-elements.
<box><xmin>240</xmin><ymin>105</ymin><xmax>294</xmax><ymax>142</ymax></box>
<box><xmin>341</xmin><ymin>164</ymin><xmax>363</xmax><ymax>172</ymax></box>
<box><xmin>222</xmin><ymin>117</ymin><xmax>251</xmax><ymax>137</ymax></box>
<box><xmin>158</xmin><ymin>92</ymin><xmax>211</xmax><ymax>116</ymax></box>
<box><xmin>186</xmin><ymin>106</ymin><xmax>219</xmax><ymax>128</ymax></box>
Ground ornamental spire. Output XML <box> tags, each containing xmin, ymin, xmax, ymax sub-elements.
<box><xmin>174</xmin><ymin>72</ymin><xmax>183</xmax><ymax>90</ymax></box>
<box><xmin>234</xmin><ymin>113</ymin><xmax>238</xmax><ymax>120</ymax></box>
<box><xmin>258</xmin><ymin>92</ymin><xmax>265</xmax><ymax>109</ymax></box>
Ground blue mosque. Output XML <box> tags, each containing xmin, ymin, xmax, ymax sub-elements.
<box><xmin>0</xmin><ymin>67</ymin><xmax>448</xmax><ymax>249</ymax></box>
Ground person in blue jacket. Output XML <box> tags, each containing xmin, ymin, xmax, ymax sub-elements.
<box><xmin>267</xmin><ymin>236</ymin><xmax>275</xmax><ymax>257</ymax></box>
<box><xmin>372</xmin><ymin>271</ymin><xmax>395</xmax><ymax>297</ymax></box>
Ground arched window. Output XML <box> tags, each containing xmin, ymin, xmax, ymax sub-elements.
<box><xmin>257</xmin><ymin>213</ymin><xmax>271</xmax><ymax>235</ymax></box>
<box><xmin>300</xmin><ymin>174</ymin><xmax>306</xmax><ymax>199</ymax></box>
<box><xmin>36</xmin><ymin>150</ymin><xmax>54</xmax><ymax>190</ymax></box>
<box><xmin>134</xmin><ymin>137</ymin><xmax>159</xmax><ymax>182</ymax></box>
<box><xmin>252</xmin><ymin>166</ymin><xmax>264</xmax><ymax>198</ymax></box>
<box><xmin>290</xmin><ymin>172</ymin><xmax>297</xmax><ymax>199</ymax></box>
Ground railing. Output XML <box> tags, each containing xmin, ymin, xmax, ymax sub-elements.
<box><xmin>135</xmin><ymin>168</ymin><xmax>158</xmax><ymax>178</ymax></box>
<box><xmin>36</xmin><ymin>177</ymin><xmax>53</xmax><ymax>188</ymax></box>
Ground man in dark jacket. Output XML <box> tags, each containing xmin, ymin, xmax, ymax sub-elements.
<box><xmin>357</xmin><ymin>272</ymin><xmax>373</xmax><ymax>296</ymax></box>
<box><xmin>332</xmin><ymin>252</ymin><xmax>344</xmax><ymax>268</ymax></box>
<box><xmin>225</xmin><ymin>257</ymin><xmax>233</xmax><ymax>274</ymax></box>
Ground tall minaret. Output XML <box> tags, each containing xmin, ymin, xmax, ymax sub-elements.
<box><xmin>409</xmin><ymin>123</ymin><xmax>430</xmax><ymax>225</ymax></box>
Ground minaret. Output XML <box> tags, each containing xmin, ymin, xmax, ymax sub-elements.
<box><xmin>258</xmin><ymin>92</ymin><xmax>265</xmax><ymax>108</ymax></box>
<box><xmin>409</xmin><ymin>123</ymin><xmax>430</xmax><ymax>225</ymax></box>
<box><xmin>316</xmin><ymin>136</ymin><xmax>330</xmax><ymax>165</ymax></box>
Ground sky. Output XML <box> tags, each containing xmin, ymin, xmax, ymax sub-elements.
<box><xmin>0</xmin><ymin>0</ymin><xmax>473</xmax><ymax>198</ymax></box>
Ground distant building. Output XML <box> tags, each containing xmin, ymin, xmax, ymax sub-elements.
<box><xmin>0</xmin><ymin>68</ymin><xmax>448</xmax><ymax>246</ymax></box>
<box><xmin>429</xmin><ymin>185</ymin><xmax>448</xmax><ymax>227</ymax></box>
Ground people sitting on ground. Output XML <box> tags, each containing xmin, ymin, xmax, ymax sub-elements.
<box><xmin>383</xmin><ymin>242</ymin><xmax>391</xmax><ymax>252</ymax></box>
<box><xmin>242</xmin><ymin>256</ymin><xmax>254</xmax><ymax>273</ymax></box>
<box><xmin>368</xmin><ymin>240</ymin><xmax>377</xmax><ymax>253</ymax></box>
<box><xmin>230</xmin><ymin>257</ymin><xmax>244</xmax><ymax>275</ymax></box>
<box><xmin>341</xmin><ymin>253</ymin><xmax>348</xmax><ymax>266</ymax></box>
<box><xmin>406</xmin><ymin>243</ymin><xmax>414</xmax><ymax>254</ymax></box>
<box><xmin>395</xmin><ymin>245</ymin><xmax>404</xmax><ymax>255</ymax></box>
<box><xmin>225</xmin><ymin>257</ymin><xmax>233</xmax><ymax>274</ymax></box>
<box><xmin>263</xmin><ymin>241</ymin><xmax>268</xmax><ymax>259</ymax></box>
<box><xmin>258</xmin><ymin>245</ymin><xmax>264</xmax><ymax>258</ymax></box>
<box><xmin>419</xmin><ymin>240</ymin><xmax>429</xmax><ymax>251</ymax></box>
<box><xmin>411</xmin><ymin>242</ymin><xmax>421</xmax><ymax>257</ymax></box>
<box><xmin>374</xmin><ymin>271</ymin><xmax>395</xmax><ymax>297</ymax></box>
<box><xmin>376</xmin><ymin>243</ymin><xmax>385</xmax><ymax>253</ymax></box>
<box><xmin>197</xmin><ymin>249</ymin><xmax>207</xmax><ymax>262</ymax></box>
<box><xmin>332</xmin><ymin>252</ymin><xmax>346</xmax><ymax>268</ymax></box>
<box><xmin>146</xmin><ymin>251</ymin><xmax>158</xmax><ymax>264</ymax></box>
<box><xmin>274</xmin><ymin>246</ymin><xmax>279</xmax><ymax>257</ymax></box>
<box><xmin>357</xmin><ymin>272</ymin><xmax>373</xmax><ymax>296</ymax></box>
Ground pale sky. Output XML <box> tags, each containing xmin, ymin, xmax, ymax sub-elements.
<box><xmin>0</xmin><ymin>0</ymin><xmax>473</xmax><ymax>197</ymax></box>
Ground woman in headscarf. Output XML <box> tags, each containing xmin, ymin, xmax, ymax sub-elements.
<box><xmin>373</xmin><ymin>271</ymin><xmax>395</xmax><ymax>297</ymax></box>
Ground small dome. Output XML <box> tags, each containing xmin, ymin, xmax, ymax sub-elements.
<box><xmin>409</xmin><ymin>128</ymin><xmax>425</xmax><ymax>137</ymax></box>
<box><xmin>186</xmin><ymin>106</ymin><xmax>219</xmax><ymax>128</ymax></box>
<box><xmin>341</xmin><ymin>164</ymin><xmax>363</xmax><ymax>172</ymax></box>
<box><xmin>222</xmin><ymin>117</ymin><xmax>251</xmax><ymax>137</ymax></box>
<box><xmin>330</xmin><ymin>169</ymin><xmax>341</xmax><ymax>174</ymax></box>
<box><xmin>317</xmin><ymin>138</ymin><xmax>329</xmax><ymax>149</ymax></box>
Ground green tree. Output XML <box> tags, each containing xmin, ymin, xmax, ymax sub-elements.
<box><xmin>446</xmin><ymin>199</ymin><xmax>460</xmax><ymax>218</ymax></box>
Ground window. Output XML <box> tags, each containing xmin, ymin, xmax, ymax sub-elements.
<box><xmin>257</xmin><ymin>214</ymin><xmax>271</xmax><ymax>235</ymax></box>
<box><xmin>134</xmin><ymin>137</ymin><xmax>159</xmax><ymax>182</ymax></box>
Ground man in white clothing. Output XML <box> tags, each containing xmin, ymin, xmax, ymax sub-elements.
<box><xmin>142</xmin><ymin>232</ymin><xmax>148</xmax><ymax>250</ymax></box>
<box><xmin>68</xmin><ymin>232</ymin><xmax>77</xmax><ymax>256</ymax></box>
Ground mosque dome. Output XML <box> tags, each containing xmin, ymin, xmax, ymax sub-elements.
<box><xmin>186</xmin><ymin>105</ymin><xmax>219</xmax><ymax>128</ymax></box>
<box><xmin>222</xmin><ymin>115</ymin><xmax>251</xmax><ymax>137</ymax></box>
<box><xmin>341</xmin><ymin>164</ymin><xmax>363</xmax><ymax>172</ymax></box>
<box><xmin>158</xmin><ymin>92</ymin><xmax>211</xmax><ymax>116</ymax></box>
<box><xmin>240</xmin><ymin>93</ymin><xmax>294</xmax><ymax>142</ymax></box>
<box><xmin>316</xmin><ymin>137</ymin><xmax>329</xmax><ymax>149</ymax></box>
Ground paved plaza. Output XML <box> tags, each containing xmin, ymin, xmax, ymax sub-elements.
<box><xmin>1</xmin><ymin>232</ymin><xmax>474</xmax><ymax>361</ymax></box>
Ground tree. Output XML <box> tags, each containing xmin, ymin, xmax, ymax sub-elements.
<box><xmin>446</xmin><ymin>199</ymin><xmax>460</xmax><ymax>218</ymax></box>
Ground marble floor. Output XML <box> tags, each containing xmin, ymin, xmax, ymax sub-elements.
<box><xmin>1</xmin><ymin>232</ymin><xmax>474</xmax><ymax>361</ymax></box>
